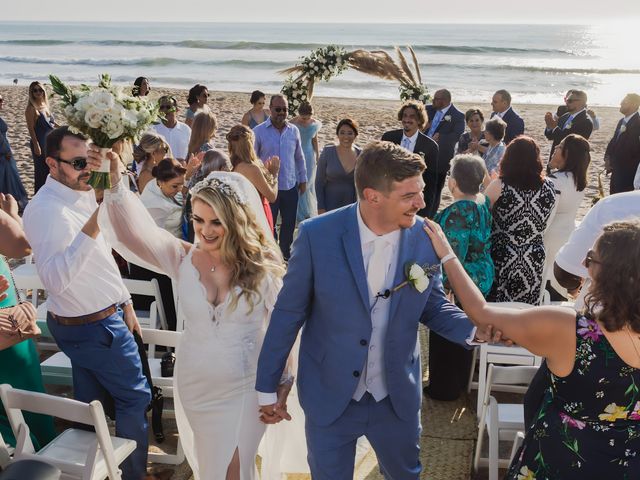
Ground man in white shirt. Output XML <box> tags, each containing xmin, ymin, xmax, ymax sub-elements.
<box><xmin>23</xmin><ymin>127</ymin><xmax>151</xmax><ymax>480</ymax></box>
<box><xmin>152</xmin><ymin>95</ymin><xmax>191</xmax><ymax>162</ymax></box>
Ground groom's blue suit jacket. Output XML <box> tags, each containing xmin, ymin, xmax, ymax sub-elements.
<box><xmin>256</xmin><ymin>203</ymin><xmax>474</xmax><ymax>426</ymax></box>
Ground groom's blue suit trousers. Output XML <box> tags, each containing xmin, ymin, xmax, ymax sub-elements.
<box><xmin>305</xmin><ymin>392</ymin><xmax>422</xmax><ymax>479</ymax></box>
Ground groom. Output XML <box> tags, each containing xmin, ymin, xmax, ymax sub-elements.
<box><xmin>256</xmin><ymin>141</ymin><xmax>490</xmax><ymax>478</ymax></box>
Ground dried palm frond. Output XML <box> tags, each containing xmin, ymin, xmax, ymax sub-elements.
<box><xmin>408</xmin><ymin>46</ymin><xmax>422</xmax><ymax>84</ymax></box>
<box><xmin>346</xmin><ymin>49</ymin><xmax>412</xmax><ymax>87</ymax></box>
<box><xmin>395</xmin><ymin>46</ymin><xmax>416</xmax><ymax>85</ymax></box>
<box><xmin>592</xmin><ymin>168</ymin><xmax>607</xmax><ymax>205</ymax></box>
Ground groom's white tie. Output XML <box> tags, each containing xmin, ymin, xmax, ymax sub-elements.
<box><xmin>367</xmin><ymin>238</ymin><xmax>388</xmax><ymax>299</ymax></box>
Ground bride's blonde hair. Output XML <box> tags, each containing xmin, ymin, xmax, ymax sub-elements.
<box><xmin>191</xmin><ymin>187</ymin><xmax>284</xmax><ymax>311</ymax></box>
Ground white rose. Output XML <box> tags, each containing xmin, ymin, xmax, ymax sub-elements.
<box><xmin>104</xmin><ymin>119</ymin><xmax>125</xmax><ymax>139</ymax></box>
<box><xmin>122</xmin><ymin>109</ymin><xmax>139</xmax><ymax>128</ymax></box>
<box><xmin>314</xmin><ymin>66</ymin><xmax>319</xmax><ymax>71</ymax></box>
<box><xmin>84</xmin><ymin>108</ymin><xmax>105</xmax><ymax>129</ymax></box>
<box><xmin>408</xmin><ymin>264</ymin><xmax>425</xmax><ymax>280</ymax></box>
<box><xmin>444</xmin><ymin>115</ymin><xmax>452</xmax><ymax>122</ymax></box>
<box><xmin>74</xmin><ymin>95</ymin><xmax>92</xmax><ymax>112</ymax></box>
<box><xmin>88</xmin><ymin>90</ymin><xmax>115</xmax><ymax>110</ymax></box>
<box><xmin>413</xmin><ymin>275</ymin><xmax>430</xmax><ymax>293</ymax></box>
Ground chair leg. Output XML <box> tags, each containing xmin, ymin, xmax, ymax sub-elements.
<box><xmin>467</xmin><ymin>347</ymin><xmax>478</xmax><ymax>393</ymax></box>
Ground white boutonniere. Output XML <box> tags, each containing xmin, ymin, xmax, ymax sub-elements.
<box><xmin>620</xmin><ymin>124</ymin><xmax>627</xmax><ymax>134</ymax></box>
<box><xmin>376</xmin><ymin>262</ymin><xmax>440</xmax><ymax>299</ymax></box>
<box><xmin>564</xmin><ymin>121</ymin><xmax>573</xmax><ymax>130</ymax></box>
<box><xmin>443</xmin><ymin>115</ymin><xmax>452</xmax><ymax>122</ymax></box>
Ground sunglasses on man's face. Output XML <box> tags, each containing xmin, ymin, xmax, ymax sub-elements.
<box><xmin>159</xmin><ymin>105</ymin><xmax>177</xmax><ymax>112</ymax></box>
<box><xmin>54</xmin><ymin>156</ymin><xmax>87</xmax><ymax>171</ymax></box>
<box><xmin>272</xmin><ymin>107</ymin><xmax>287</xmax><ymax>113</ymax></box>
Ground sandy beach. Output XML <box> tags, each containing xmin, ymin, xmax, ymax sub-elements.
<box><xmin>1</xmin><ymin>85</ymin><xmax>620</xmax><ymax>219</ymax></box>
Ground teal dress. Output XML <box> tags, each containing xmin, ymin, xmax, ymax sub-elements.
<box><xmin>0</xmin><ymin>258</ymin><xmax>56</xmax><ymax>449</ymax></box>
<box><xmin>425</xmin><ymin>196</ymin><xmax>494</xmax><ymax>401</ymax></box>
<box><xmin>435</xmin><ymin>196</ymin><xmax>494</xmax><ymax>296</ymax></box>
<box><xmin>295</xmin><ymin>120</ymin><xmax>322</xmax><ymax>221</ymax></box>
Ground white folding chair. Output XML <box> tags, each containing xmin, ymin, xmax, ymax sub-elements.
<box><xmin>473</xmin><ymin>365</ymin><xmax>539</xmax><ymax>480</ymax></box>
<box><xmin>11</xmin><ymin>262</ymin><xmax>43</xmax><ymax>308</ymax></box>
<box><xmin>122</xmin><ymin>278</ymin><xmax>166</xmax><ymax>330</ymax></box>
<box><xmin>0</xmin><ymin>384</ymin><xmax>136</xmax><ymax>480</ymax></box>
<box><xmin>139</xmin><ymin>328</ymin><xmax>184</xmax><ymax>465</ymax></box>
<box><xmin>0</xmin><ymin>430</ymin><xmax>12</xmax><ymax>469</ymax></box>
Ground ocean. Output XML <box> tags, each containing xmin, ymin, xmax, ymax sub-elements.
<box><xmin>0</xmin><ymin>22</ymin><xmax>635</xmax><ymax>106</ymax></box>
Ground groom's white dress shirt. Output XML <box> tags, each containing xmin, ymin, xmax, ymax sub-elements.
<box><xmin>353</xmin><ymin>205</ymin><xmax>401</xmax><ymax>401</ymax></box>
<box><xmin>401</xmin><ymin>131</ymin><xmax>419</xmax><ymax>153</ymax></box>
<box><xmin>23</xmin><ymin>176</ymin><xmax>130</xmax><ymax>317</ymax></box>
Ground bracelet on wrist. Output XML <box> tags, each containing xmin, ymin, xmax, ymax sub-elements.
<box><xmin>440</xmin><ymin>253</ymin><xmax>457</xmax><ymax>265</ymax></box>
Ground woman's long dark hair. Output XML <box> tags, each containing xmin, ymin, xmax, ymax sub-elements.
<box><xmin>556</xmin><ymin>134</ymin><xmax>590</xmax><ymax>192</ymax></box>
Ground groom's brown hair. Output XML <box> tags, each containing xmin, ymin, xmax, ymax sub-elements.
<box><xmin>355</xmin><ymin>141</ymin><xmax>425</xmax><ymax>199</ymax></box>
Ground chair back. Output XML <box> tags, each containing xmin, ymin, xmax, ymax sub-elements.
<box><xmin>123</xmin><ymin>278</ymin><xmax>167</xmax><ymax>330</ymax></box>
<box><xmin>0</xmin><ymin>384</ymin><xmax>122</xmax><ymax>480</ymax></box>
<box><xmin>482</xmin><ymin>365</ymin><xmax>539</xmax><ymax>408</ymax></box>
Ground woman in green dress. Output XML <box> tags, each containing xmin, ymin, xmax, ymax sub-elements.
<box><xmin>425</xmin><ymin>154</ymin><xmax>494</xmax><ymax>401</ymax></box>
<box><xmin>0</xmin><ymin>193</ymin><xmax>55</xmax><ymax>449</ymax></box>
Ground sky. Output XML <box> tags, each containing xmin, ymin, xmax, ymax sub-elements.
<box><xmin>3</xmin><ymin>0</ymin><xmax>639</xmax><ymax>24</ymax></box>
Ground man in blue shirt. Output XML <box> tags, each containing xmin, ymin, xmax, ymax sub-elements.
<box><xmin>254</xmin><ymin>94</ymin><xmax>307</xmax><ymax>259</ymax></box>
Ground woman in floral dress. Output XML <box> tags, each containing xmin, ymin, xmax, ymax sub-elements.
<box><xmin>424</xmin><ymin>218</ymin><xmax>640</xmax><ymax>480</ymax></box>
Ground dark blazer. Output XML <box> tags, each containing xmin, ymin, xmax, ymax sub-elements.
<box><xmin>426</xmin><ymin>104</ymin><xmax>465</xmax><ymax>173</ymax></box>
<box><xmin>492</xmin><ymin>107</ymin><xmax>524</xmax><ymax>144</ymax></box>
<box><xmin>606</xmin><ymin>112</ymin><xmax>640</xmax><ymax>194</ymax></box>
<box><xmin>381</xmin><ymin>129</ymin><xmax>439</xmax><ymax>218</ymax></box>
<box><xmin>544</xmin><ymin>110</ymin><xmax>593</xmax><ymax>161</ymax></box>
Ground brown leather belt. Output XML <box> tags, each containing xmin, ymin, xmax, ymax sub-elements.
<box><xmin>50</xmin><ymin>304</ymin><xmax>118</xmax><ymax>326</ymax></box>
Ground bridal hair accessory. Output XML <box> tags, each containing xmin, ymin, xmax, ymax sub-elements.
<box><xmin>190</xmin><ymin>175</ymin><xmax>248</xmax><ymax>205</ymax></box>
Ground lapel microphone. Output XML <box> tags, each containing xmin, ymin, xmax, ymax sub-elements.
<box><xmin>375</xmin><ymin>289</ymin><xmax>391</xmax><ymax>299</ymax></box>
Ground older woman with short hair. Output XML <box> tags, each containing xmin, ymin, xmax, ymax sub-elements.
<box><xmin>457</xmin><ymin>108</ymin><xmax>485</xmax><ymax>155</ymax></box>
<box><xmin>485</xmin><ymin>136</ymin><xmax>557</xmax><ymax>304</ymax></box>
<box><xmin>482</xmin><ymin>116</ymin><xmax>507</xmax><ymax>177</ymax></box>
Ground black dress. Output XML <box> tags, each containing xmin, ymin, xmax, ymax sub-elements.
<box><xmin>508</xmin><ymin>314</ymin><xmax>640</xmax><ymax>479</ymax></box>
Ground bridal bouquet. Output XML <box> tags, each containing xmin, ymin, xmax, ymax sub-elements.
<box><xmin>49</xmin><ymin>74</ymin><xmax>159</xmax><ymax>189</ymax></box>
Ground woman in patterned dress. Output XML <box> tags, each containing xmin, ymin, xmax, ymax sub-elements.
<box><xmin>485</xmin><ymin>136</ymin><xmax>557</xmax><ymax>304</ymax></box>
<box><xmin>424</xmin><ymin>218</ymin><xmax>640</xmax><ymax>480</ymax></box>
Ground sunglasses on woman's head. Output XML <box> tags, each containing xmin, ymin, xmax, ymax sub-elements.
<box><xmin>584</xmin><ymin>250</ymin><xmax>601</xmax><ymax>268</ymax></box>
<box><xmin>53</xmin><ymin>156</ymin><xmax>87</xmax><ymax>171</ymax></box>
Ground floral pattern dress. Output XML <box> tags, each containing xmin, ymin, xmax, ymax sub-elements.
<box><xmin>507</xmin><ymin>314</ymin><xmax>640</xmax><ymax>480</ymax></box>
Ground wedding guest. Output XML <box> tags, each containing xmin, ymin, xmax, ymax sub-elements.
<box><xmin>0</xmin><ymin>193</ymin><xmax>56</xmax><ymax>451</ymax></box>
<box><xmin>291</xmin><ymin>102</ymin><xmax>322</xmax><ymax>221</ymax></box>
<box><xmin>185</xmin><ymin>84</ymin><xmax>210</xmax><ymax>128</ymax></box>
<box><xmin>25</xmin><ymin>81</ymin><xmax>55</xmax><ymax>193</ymax></box>
<box><xmin>490</xmin><ymin>89</ymin><xmax>524</xmax><ymax>144</ymax></box>
<box><xmin>184</xmin><ymin>149</ymin><xmax>232</xmax><ymax>243</ymax></box>
<box><xmin>485</xmin><ymin>136</ymin><xmax>557</xmax><ymax>304</ymax></box>
<box><xmin>227</xmin><ymin>124</ymin><xmax>279</xmax><ymax>232</ymax></box>
<box><xmin>426</xmin><ymin>218</ymin><xmax>640</xmax><ymax>480</ymax></box>
<box><xmin>381</xmin><ymin>100</ymin><xmax>439</xmax><ymax>218</ymax></box>
<box><xmin>242</xmin><ymin>90</ymin><xmax>271</xmax><ymax>129</ymax></box>
<box><xmin>140</xmin><ymin>159</ymin><xmax>187</xmax><ymax>239</ymax></box>
<box><xmin>544</xmin><ymin>89</ymin><xmax>593</xmax><ymax>166</ymax></box>
<box><xmin>544</xmin><ymin>134</ymin><xmax>590</xmax><ymax>300</ymax></box>
<box><xmin>0</xmin><ymin>94</ymin><xmax>29</xmax><ymax>212</ymax></box>
<box><xmin>133</xmin><ymin>132</ymin><xmax>171</xmax><ymax>193</ymax></box>
<box><xmin>556</xmin><ymin>90</ymin><xmax>600</xmax><ymax>130</ymax></box>
<box><xmin>98</xmin><ymin>161</ymin><xmax>294</xmax><ymax>479</ymax></box>
<box><xmin>187</xmin><ymin>110</ymin><xmax>217</xmax><ymax>157</ymax></box>
<box><xmin>605</xmin><ymin>93</ymin><xmax>640</xmax><ymax>194</ymax></box>
<box><xmin>425</xmin><ymin>89</ymin><xmax>465</xmax><ymax>217</ymax></box>
<box><xmin>132</xmin><ymin>77</ymin><xmax>150</xmax><ymax>97</ymax></box>
<box><xmin>23</xmin><ymin>127</ymin><xmax>151</xmax><ymax>480</ymax></box>
<box><xmin>481</xmin><ymin>117</ymin><xmax>507</xmax><ymax>179</ymax></box>
<box><xmin>426</xmin><ymin>154</ymin><xmax>493</xmax><ymax>401</ymax></box>
<box><xmin>456</xmin><ymin>108</ymin><xmax>485</xmax><ymax>155</ymax></box>
<box><xmin>254</xmin><ymin>94</ymin><xmax>306</xmax><ymax>260</ymax></box>
<box><xmin>316</xmin><ymin>118</ymin><xmax>361</xmax><ymax>214</ymax></box>
<box><xmin>152</xmin><ymin>95</ymin><xmax>192</xmax><ymax>162</ymax></box>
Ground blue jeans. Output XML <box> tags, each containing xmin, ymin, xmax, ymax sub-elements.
<box><xmin>47</xmin><ymin>310</ymin><xmax>151</xmax><ymax>480</ymax></box>
<box><xmin>305</xmin><ymin>393</ymin><xmax>422</xmax><ymax>480</ymax></box>
<box><xmin>270</xmin><ymin>186</ymin><xmax>299</xmax><ymax>260</ymax></box>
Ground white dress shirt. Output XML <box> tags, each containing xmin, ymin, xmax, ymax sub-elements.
<box><xmin>494</xmin><ymin>106</ymin><xmax>511</xmax><ymax>119</ymax></box>
<box><xmin>353</xmin><ymin>205</ymin><xmax>402</xmax><ymax>401</ymax></box>
<box><xmin>152</xmin><ymin>121</ymin><xmax>192</xmax><ymax>161</ymax></box>
<box><xmin>23</xmin><ymin>176</ymin><xmax>130</xmax><ymax>317</ymax></box>
<box><xmin>401</xmin><ymin>130</ymin><xmax>419</xmax><ymax>153</ymax></box>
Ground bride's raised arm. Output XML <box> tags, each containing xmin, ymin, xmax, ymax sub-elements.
<box><xmin>99</xmin><ymin>178</ymin><xmax>190</xmax><ymax>278</ymax></box>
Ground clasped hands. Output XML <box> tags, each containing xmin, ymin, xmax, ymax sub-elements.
<box><xmin>259</xmin><ymin>381</ymin><xmax>293</xmax><ymax>425</ymax></box>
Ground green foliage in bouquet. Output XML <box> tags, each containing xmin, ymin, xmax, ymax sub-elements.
<box><xmin>49</xmin><ymin>74</ymin><xmax>160</xmax><ymax>189</ymax></box>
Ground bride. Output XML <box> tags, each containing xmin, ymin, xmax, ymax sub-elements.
<box><xmin>95</xmin><ymin>148</ymin><xmax>296</xmax><ymax>479</ymax></box>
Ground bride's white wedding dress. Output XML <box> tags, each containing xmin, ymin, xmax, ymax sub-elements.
<box><xmin>99</xmin><ymin>172</ymin><xmax>308</xmax><ymax>480</ymax></box>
